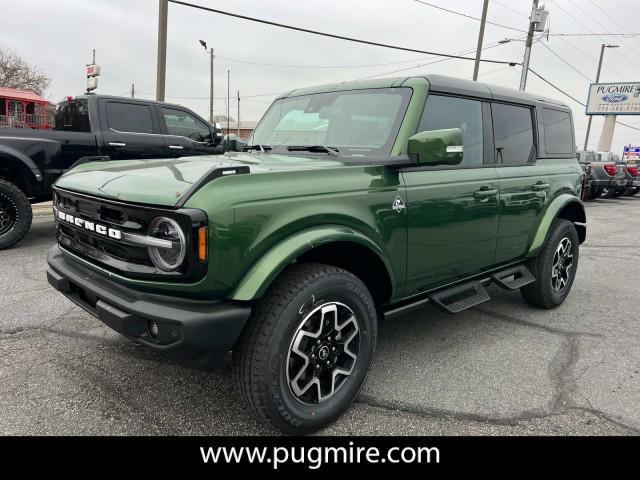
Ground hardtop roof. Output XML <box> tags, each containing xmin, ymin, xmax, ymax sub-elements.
<box><xmin>280</xmin><ymin>73</ymin><xmax>570</xmax><ymax>110</ymax></box>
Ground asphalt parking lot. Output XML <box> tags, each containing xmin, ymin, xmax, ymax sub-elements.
<box><xmin>1</xmin><ymin>197</ymin><xmax>639</xmax><ymax>436</ymax></box>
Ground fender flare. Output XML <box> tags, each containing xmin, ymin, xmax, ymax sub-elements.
<box><xmin>229</xmin><ymin>225</ymin><xmax>395</xmax><ymax>301</ymax></box>
<box><xmin>0</xmin><ymin>144</ymin><xmax>42</xmax><ymax>184</ymax></box>
<box><xmin>527</xmin><ymin>194</ymin><xmax>586</xmax><ymax>257</ymax></box>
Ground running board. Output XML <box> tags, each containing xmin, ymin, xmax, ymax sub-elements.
<box><xmin>491</xmin><ymin>265</ymin><xmax>535</xmax><ymax>291</ymax></box>
<box><xmin>381</xmin><ymin>263</ymin><xmax>535</xmax><ymax>320</ymax></box>
<box><xmin>428</xmin><ymin>281</ymin><xmax>490</xmax><ymax>314</ymax></box>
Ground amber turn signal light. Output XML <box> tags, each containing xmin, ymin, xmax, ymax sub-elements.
<box><xmin>197</xmin><ymin>226</ymin><xmax>208</xmax><ymax>262</ymax></box>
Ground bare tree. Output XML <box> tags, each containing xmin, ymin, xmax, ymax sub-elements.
<box><xmin>0</xmin><ymin>47</ymin><xmax>50</xmax><ymax>96</ymax></box>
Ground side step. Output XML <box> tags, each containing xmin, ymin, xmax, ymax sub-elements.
<box><xmin>428</xmin><ymin>281</ymin><xmax>490</xmax><ymax>314</ymax></box>
<box><xmin>491</xmin><ymin>264</ymin><xmax>535</xmax><ymax>291</ymax></box>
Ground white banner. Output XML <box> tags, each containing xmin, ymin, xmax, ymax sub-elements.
<box><xmin>586</xmin><ymin>82</ymin><xmax>640</xmax><ymax>115</ymax></box>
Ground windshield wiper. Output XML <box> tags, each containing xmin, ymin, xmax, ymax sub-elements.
<box><xmin>286</xmin><ymin>145</ymin><xmax>339</xmax><ymax>157</ymax></box>
<box><xmin>242</xmin><ymin>144</ymin><xmax>273</xmax><ymax>152</ymax></box>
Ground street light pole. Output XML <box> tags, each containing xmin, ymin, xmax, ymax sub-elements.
<box><xmin>519</xmin><ymin>0</ymin><xmax>539</xmax><ymax>91</ymax></box>
<box><xmin>156</xmin><ymin>0</ymin><xmax>168</xmax><ymax>102</ymax></box>
<box><xmin>583</xmin><ymin>44</ymin><xmax>618</xmax><ymax>151</ymax></box>
<box><xmin>472</xmin><ymin>0</ymin><xmax>489</xmax><ymax>81</ymax></box>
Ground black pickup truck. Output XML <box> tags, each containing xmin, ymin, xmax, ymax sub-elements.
<box><xmin>0</xmin><ymin>95</ymin><xmax>223</xmax><ymax>248</ymax></box>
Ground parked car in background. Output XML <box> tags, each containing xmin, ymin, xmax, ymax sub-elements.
<box><xmin>0</xmin><ymin>95</ymin><xmax>223</xmax><ymax>249</ymax></box>
<box><xmin>576</xmin><ymin>150</ymin><xmax>594</xmax><ymax>200</ymax></box>
<box><xmin>586</xmin><ymin>151</ymin><xmax>626</xmax><ymax>198</ymax></box>
<box><xmin>622</xmin><ymin>163</ymin><xmax>639</xmax><ymax>196</ymax></box>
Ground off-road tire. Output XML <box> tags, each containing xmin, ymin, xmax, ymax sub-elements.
<box><xmin>521</xmin><ymin>219</ymin><xmax>579</xmax><ymax>309</ymax></box>
<box><xmin>589</xmin><ymin>187</ymin><xmax>603</xmax><ymax>200</ymax></box>
<box><xmin>232</xmin><ymin>263</ymin><xmax>377</xmax><ymax>434</ymax></box>
<box><xmin>0</xmin><ymin>179</ymin><xmax>32</xmax><ymax>250</ymax></box>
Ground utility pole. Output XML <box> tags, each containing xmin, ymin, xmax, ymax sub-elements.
<box><xmin>92</xmin><ymin>49</ymin><xmax>96</xmax><ymax>64</ymax></box>
<box><xmin>472</xmin><ymin>0</ymin><xmax>489</xmax><ymax>81</ymax></box>
<box><xmin>131</xmin><ymin>83</ymin><xmax>135</xmax><ymax>98</ymax></box>
<box><xmin>227</xmin><ymin>70</ymin><xmax>230</xmax><ymax>145</ymax></box>
<box><xmin>156</xmin><ymin>0</ymin><xmax>168</xmax><ymax>102</ymax></box>
<box><xmin>237</xmin><ymin>91</ymin><xmax>240</xmax><ymax>137</ymax></box>
<box><xmin>583</xmin><ymin>44</ymin><xmax>619</xmax><ymax>150</ymax></box>
<box><xmin>209</xmin><ymin>48</ymin><xmax>214</xmax><ymax>124</ymax></box>
<box><xmin>519</xmin><ymin>0</ymin><xmax>539</xmax><ymax>91</ymax></box>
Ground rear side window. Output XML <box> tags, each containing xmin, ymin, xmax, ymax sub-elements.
<box><xmin>106</xmin><ymin>102</ymin><xmax>155</xmax><ymax>134</ymax></box>
<box><xmin>492</xmin><ymin>103</ymin><xmax>535</xmax><ymax>165</ymax></box>
<box><xmin>418</xmin><ymin>94</ymin><xmax>484</xmax><ymax>167</ymax></box>
<box><xmin>542</xmin><ymin>108</ymin><xmax>573</xmax><ymax>154</ymax></box>
<box><xmin>54</xmin><ymin>99</ymin><xmax>91</xmax><ymax>132</ymax></box>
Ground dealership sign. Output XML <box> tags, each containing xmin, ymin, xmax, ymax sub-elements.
<box><xmin>586</xmin><ymin>82</ymin><xmax>640</xmax><ymax>115</ymax></box>
<box><xmin>623</xmin><ymin>146</ymin><xmax>640</xmax><ymax>162</ymax></box>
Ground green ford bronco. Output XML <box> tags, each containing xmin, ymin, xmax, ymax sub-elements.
<box><xmin>47</xmin><ymin>74</ymin><xmax>585</xmax><ymax>434</ymax></box>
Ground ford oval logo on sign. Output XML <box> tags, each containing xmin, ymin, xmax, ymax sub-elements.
<box><xmin>601</xmin><ymin>93</ymin><xmax>628</xmax><ymax>103</ymax></box>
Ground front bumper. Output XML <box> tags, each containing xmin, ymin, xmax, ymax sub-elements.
<box><xmin>47</xmin><ymin>245</ymin><xmax>251</xmax><ymax>369</ymax></box>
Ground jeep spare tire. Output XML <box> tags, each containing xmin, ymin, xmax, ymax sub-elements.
<box><xmin>232</xmin><ymin>263</ymin><xmax>377</xmax><ymax>434</ymax></box>
<box><xmin>0</xmin><ymin>179</ymin><xmax>32</xmax><ymax>249</ymax></box>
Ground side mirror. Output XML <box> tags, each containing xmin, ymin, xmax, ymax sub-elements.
<box><xmin>407</xmin><ymin>128</ymin><xmax>464</xmax><ymax>166</ymax></box>
<box><xmin>223</xmin><ymin>134</ymin><xmax>247</xmax><ymax>152</ymax></box>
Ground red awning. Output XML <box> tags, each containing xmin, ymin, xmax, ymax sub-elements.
<box><xmin>0</xmin><ymin>87</ymin><xmax>48</xmax><ymax>103</ymax></box>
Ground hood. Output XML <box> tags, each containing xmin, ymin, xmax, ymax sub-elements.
<box><xmin>55</xmin><ymin>153</ymin><xmax>346</xmax><ymax>207</ymax></box>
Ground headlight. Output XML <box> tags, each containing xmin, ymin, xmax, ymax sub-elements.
<box><xmin>147</xmin><ymin>217</ymin><xmax>186</xmax><ymax>271</ymax></box>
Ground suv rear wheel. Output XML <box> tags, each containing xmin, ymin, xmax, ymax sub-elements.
<box><xmin>0</xmin><ymin>179</ymin><xmax>32</xmax><ymax>250</ymax></box>
<box><xmin>232</xmin><ymin>263</ymin><xmax>377</xmax><ymax>434</ymax></box>
<box><xmin>521</xmin><ymin>219</ymin><xmax>579</xmax><ymax>309</ymax></box>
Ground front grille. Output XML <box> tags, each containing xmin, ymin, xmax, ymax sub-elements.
<box><xmin>53</xmin><ymin>187</ymin><xmax>207</xmax><ymax>282</ymax></box>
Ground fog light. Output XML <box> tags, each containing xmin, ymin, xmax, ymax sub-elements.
<box><xmin>149</xmin><ymin>321</ymin><xmax>159</xmax><ymax>338</ymax></box>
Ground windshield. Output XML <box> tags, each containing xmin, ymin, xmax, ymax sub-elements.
<box><xmin>249</xmin><ymin>88</ymin><xmax>412</xmax><ymax>157</ymax></box>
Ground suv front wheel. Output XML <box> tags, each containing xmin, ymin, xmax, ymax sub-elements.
<box><xmin>232</xmin><ymin>263</ymin><xmax>377</xmax><ymax>434</ymax></box>
<box><xmin>521</xmin><ymin>219</ymin><xmax>579</xmax><ymax>309</ymax></box>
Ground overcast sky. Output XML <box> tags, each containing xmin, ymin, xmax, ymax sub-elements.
<box><xmin>2</xmin><ymin>0</ymin><xmax>640</xmax><ymax>153</ymax></box>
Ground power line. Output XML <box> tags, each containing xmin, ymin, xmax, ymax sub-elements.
<box><xmin>490</xmin><ymin>0</ymin><xmax>529</xmax><ymax>19</ymax></box>
<box><xmin>538</xmin><ymin>42</ymin><xmax>592</xmax><ymax>82</ymax></box>
<box><xmin>167</xmin><ymin>0</ymin><xmax>517</xmax><ymax>66</ymax></box>
<box><xmin>527</xmin><ymin>68</ymin><xmax>640</xmax><ymax>132</ymax></box>
<box><xmin>412</xmin><ymin>0</ymin><xmax>526</xmax><ymax>32</ymax></box>
<box><xmin>588</xmin><ymin>0</ymin><xmax>640</xmax><ymax>47</ymax></box>
<box><xmin>215</xmin><ymin>54</ymin><xmax>447</xmax><ymax>69</ymax></box>
<box><xmin>353</xmin><ymin>36</ymin><xmax>522</xmax><ymax>81</ymax></box>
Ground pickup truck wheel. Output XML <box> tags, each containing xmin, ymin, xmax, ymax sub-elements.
<box><xmin>588</xmin><ymin>188</ymin><xmax>602</xmax><ymax>200</ymax></box>
<box><xmin>232</xmin><ymin>263</ymin><xmax>377</xmax><ymax>434</ymax></box>
<box><xmin>521</xmin><ymin>219</ymin><xmax>579</xmax><ymax>309</ymax></box>
<box><xmin>0</xmin><ymin>180</ymin><xmax>32</xmax><ymax>250</ymax></box>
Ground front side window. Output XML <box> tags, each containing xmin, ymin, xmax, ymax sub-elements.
<box><xmin>162</xmin><ymin>107</ymin><xmax>211</xmax><ymax>142</ymax></box>
<box><xmin>106</xmin><ymin>102</ymin><xmax>154</xmax><ymax>134</ymax></box>
<box><xmin>542</xmin><ymin>108</ymin><xmax>573</xmax><ymax>154</ymax></box>
<box><xmin>492</xmin><ymin>103</ymin><xmax>535</xmax><ymax>165</ymax></box>
<box><xmin>250</xmin><ymin>88</ymin><xmax>412</xmax><ymax>157</ymax></box>
<box><xmin>417</xmin><ymin>94</ymin><xmax>484</xmax><ymax>167</ymax></box>
<box><xmin>54</xmin><ymin>99</ymin><xmax>91</xmax><ymax>132</ymax></box>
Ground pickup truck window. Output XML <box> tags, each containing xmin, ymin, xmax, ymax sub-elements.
<box><xmin>250</xmin><ymin>88</ymin><xmax>411</xmax><ymax>157</ymax></box>
<box><xmin>162</xmin><ymin>107</ymin><xmax>211</xmax><ymax>142</ymax></box>
<box><xmin>106</xmin><ymin>102</ymin><xmax>155</xmax><ymax>134</ymax></box>
<box><xmin>53</xmin><ymin>99</ymin><xmax>91</xmax><ymax>132</ymax></box>
<box><xmin>418</xmin><ymin>94</ymin><xmax>484</xmax><ymax>167</ymax></box>
<box><xmin>542</xmin><ymin>108</ymin><xmax>573</xmax><ymax>155</ymax></box>
<box><xmin>492</xmin><ymin>103</ymin><xmax>535</xmax><ymax>165</ymax></box>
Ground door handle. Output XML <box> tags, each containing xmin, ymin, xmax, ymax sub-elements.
<box><xmin>168</xmin><ymin>145</ymin><xmax>184</xmax><ymax>150</ymax></box>
<box><xmin>531</xmin><ymin>183</ymin><xmax>550</xmax><ymax>191</ymax></box>
<box><xmin>473</xmin><ymin>188</ymin><xmax>498</xmax><ymax>199</ymax></box>
<box><xmin>108</xmin><ymin>142</ymin><xmax>126</xmax><ymax>148</ymax></box>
